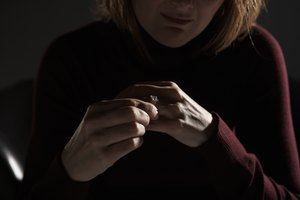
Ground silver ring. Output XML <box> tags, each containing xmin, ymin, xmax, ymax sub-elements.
<box><xmin>149</xmin><ymin>95</ymin><xmax>159</xmax><ymax>105</ymax></box>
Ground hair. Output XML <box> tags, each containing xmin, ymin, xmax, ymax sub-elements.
<box><xmin>95</xmin><ymin>0</ymin><xmax>266</xmax><ymax>55</ymax></box>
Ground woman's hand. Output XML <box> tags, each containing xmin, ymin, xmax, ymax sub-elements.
<box><xmin>117</xmin><ymin>81</ymin><xmax>217</xmax><ymax>148</ymax></box>
<box><xmin>61</xmin><ymin>99</ymin><xmax>158</xmax><ymax>182</ymax></box>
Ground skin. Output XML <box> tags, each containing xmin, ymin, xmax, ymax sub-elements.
<box><xmin>62</xmin><ymin>82</ymin><xmax>216</xmax><ymax>181</ymax></box>
<box><xmin>132</xmin><ymin>0</ymin><xmax>224</xmax><ymax>47</ymax></box>
<box><xmin>62</xmin><ymin>98</ymin><xmax>158</xmax><ymax>181</ymax></box>
<box><xmin>62</xmin><ymin>0</ymin><xmax>224</xmax><ymax>182</ymax></box>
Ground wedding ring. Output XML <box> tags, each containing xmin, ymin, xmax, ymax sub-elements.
<box><xmin>149</xmin><ymin>95</ymin><xmax>159</xmax><ymax>105</ymax></box>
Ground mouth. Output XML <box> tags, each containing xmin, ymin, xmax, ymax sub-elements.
<box><xmin>160</xmin><ymin>13</ymin><xmax>193</xmax><ymax>25</ymax></box>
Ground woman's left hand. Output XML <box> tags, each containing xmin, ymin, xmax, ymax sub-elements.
<box><xmin>116</xmin><ymin>81</ymin><xmax>216</xmax><ymax>147</ymax></box>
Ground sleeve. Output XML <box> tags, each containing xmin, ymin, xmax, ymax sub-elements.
<box><xmin>197</xmin><ymin>114</ymin><xmax>300</xmax><ymax>200</ymax></box>
<box><xmin>20</xmin><ymin>37</ymin><xmax>92</xmax><ymax>200</ymax></box>
<box><xmin>196</xmin><ymin>26</ymin><xmax>300</xmax><ymax>199</ymax></box>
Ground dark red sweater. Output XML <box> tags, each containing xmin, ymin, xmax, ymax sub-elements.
<box><xmin>21</xmin><ymin>20</ymin><xmax>300</xmax><ymax>199</ymax></box>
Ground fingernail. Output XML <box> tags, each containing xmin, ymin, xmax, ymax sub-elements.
<box><xmin>153</xmin><ymin>109</ymin><xmax>159</xmax><ymax>120</ymax></box>
<box><xmin>133</xmin><ymin>137</ymin><xmax>143</xmax><ymax>147</ymax></box>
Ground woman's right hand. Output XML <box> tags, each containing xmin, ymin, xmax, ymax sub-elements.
<box><xmin>61</xmin><ymin>99</ymin><xmax>158</xmax><ymax>182</ymax></box>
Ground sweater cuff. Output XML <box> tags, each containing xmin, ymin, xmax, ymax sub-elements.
<box><xmin>195</xmin><ymin>112</ymin><xmax>256</xmax><ymax>199</ymax></box>
<box><xmin>197</xmin><ymin>112</ymin><xmax>249</xmax><ymax>161</ymax></box>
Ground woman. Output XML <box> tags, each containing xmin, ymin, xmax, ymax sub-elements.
<box><xmin>21</xmin><ymin>0</ymin><xmax>300</xmax><ymax>199</ymax></box>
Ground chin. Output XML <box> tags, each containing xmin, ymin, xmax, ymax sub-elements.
<box><xmin>154</xmin><ymin>35</ymin><xmax>189</xmax><ymax>48</ymax></box>
<box><xmin>159</xmin><ymin>39</ymin><xmax>189</xmax><ymax>48</ymax></box>
<box><xmin>155</xmin><ymin>30</ymin><xmax>191</xmax><ymax>48</ymax></box>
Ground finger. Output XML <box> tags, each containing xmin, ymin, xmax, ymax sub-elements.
<box><xmin>95</xmin><ymin>122</ymin><xmax>146</xmax><ymax>146</ymax></box>
<box><xmin>137</xmin><ymin>81</ymin><xmax>179</xmax><ymax>87</ymax></box>
<box><xmin>117</xmin><ymin>83</ymin><xmax>183</xmax><ymax>103</ymax></box>
<box><xmin>156</xmin><ymin>103</ymin><xmax>185</xmax><ymax>119</ymax></box>
<box><xmin>87</xmin><ymin>106</ymin><xmax>151</xmax><ymax>130</ymax></box>
<box><xmin>89</xmin><ymin>98</ymin><xmax>158</xmax><ymax>120</ymax></box>
<box><xmin>147</xmin><ymin>118</ymin><xmax>184</xmax><ymax>135</ymax></box>
<box><xmin>105</xmin><ymin>137</ymin><xmax>143</xmax><ymax>162</ymax></box>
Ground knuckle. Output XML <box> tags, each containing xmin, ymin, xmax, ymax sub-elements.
<box><xmin>125</xmin><ymin>106</ymin><xmax>139</xmax><ymax>121</ymax></box>
<box><xmin>126</xmin><ymin>99</ymin><xmax>138</xmax><ymax>107</ymax></box>
<box><xmin>169</xmin><ymin>87</ymin><xmax>183</xmax><ymax>101</ymax></box>
<box><xmin>125</xmin><ymin>107</ymin><xmax>149</xmax><ymax>123</ymax></box>
<box><xmin>173</xmin><ymin>102</ymin><xmax>182</xmax><ymax>113</ymax></box>
<box><xmin>129</xmin><ymin>122</ymin><xmax>145</xmax><ymax>136</ymax></box>
<box><xmin>176</xmin><ymin>118</ymin><xmax>186</xmax><ymax>129</ymax></box>
<box><xmin>175</xmin><ymin>90</ymin><xmax>184</xmax><ymax>101</ymax></box>
<box><xmin>174</xmin><ymin>102</ymin><xmax>186</xmax><ymax>118</ymax></box>
<box><xmin>168</xmin><ymin>81</ymin><xmax>179</xmax><ymax>88</ymax></box>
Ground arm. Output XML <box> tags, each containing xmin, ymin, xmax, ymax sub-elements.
<box><xmin>20</xmin><ymin>38</ymin><xmax>91</xmax><ymax>199</ymax></box>
<box><xmin>119</xmin><ymin>25</ymin><xmax>300</xmax><ymax>199</ymax></box>
<box><xmin>196</xmin><ymin>25</ymin><xmax>300</xmax><ymax>199</ymax></box>
<box><xmin>20</xmin><ymin>37</ymin><xmax>158</xmax><ymax>199</ymax></box>
<box><xmin>197</xmin><ymin>113</ymin><xmax>300</xmax><ymax>199</ymax></box>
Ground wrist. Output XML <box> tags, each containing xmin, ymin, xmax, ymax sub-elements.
<box><xmin>201</xmin><ymin>113</ymin><xmax>218</xmax><ymax>144</ymax></box>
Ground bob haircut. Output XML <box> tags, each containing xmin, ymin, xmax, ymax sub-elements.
<box><xmin>95</xmin><ymin>0</ymin><xmax>265</xmax><ymax>55</ymax></box>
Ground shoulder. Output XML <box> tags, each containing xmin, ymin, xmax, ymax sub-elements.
<box><xmin>233</xmin><ymin>24</ymin><xmax>285</xmax><ymax>62</ymax></box>
<box><xmin>61</xmin><ymin>20</ymin><xmax>122</xmax><ymax>42</ymax></box>
<box><xmin>46</xmin><ymin>20</ymin><xmax>127</xmax><ymax>55</ymax></box>
<box><xmin>219</xmin><ymin>24</ymin><xmax>288</xmax><ymax>89</ymax></box>
<box><xmin>249</xmin><ymin>24</ymin><xmax>284</xmax><ymax>59</ymax></box>
<box><xmin>38</xmin><ymin>20</ymin><xmax>128</xmax><ymax>79</ymax></box>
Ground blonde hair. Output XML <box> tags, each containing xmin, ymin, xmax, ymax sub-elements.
<box><xmin>95</xmin><ymin>0</ymin><xmax>265</xmax><ymax>55</ymax></box>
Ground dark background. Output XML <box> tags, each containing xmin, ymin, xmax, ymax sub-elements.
<box><xmin>0</xmin><ymin>2</ymin><xmax>300</xmax><ymax>199</ymax></box>
<box><xmin>0</xmin><ymin>1</ymin><xmax>299</xmax><ymax>90</ymax></box>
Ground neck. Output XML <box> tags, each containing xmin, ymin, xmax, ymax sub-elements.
<box><xmin>137</xmin><ymin>21</ymin><xmax>217</xmax><ymax>68</ymax></box>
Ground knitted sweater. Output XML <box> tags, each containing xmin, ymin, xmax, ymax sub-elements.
<box><xmin>21</xmin><ymin>20</ymin><xmax>300</xmax><ymax>199</ymax></box>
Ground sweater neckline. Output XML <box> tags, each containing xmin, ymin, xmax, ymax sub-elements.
<box><xmin>138</xmin><ymin>20</ymin><xmax>217</xmax><ymax>69</ymax></box>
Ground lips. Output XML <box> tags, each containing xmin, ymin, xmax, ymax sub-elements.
<box><xmin>161</xmin><ymin>13</ymin><xmax>193</xmax><ymax>25</ymax></box>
